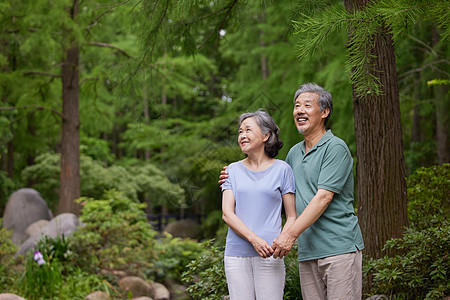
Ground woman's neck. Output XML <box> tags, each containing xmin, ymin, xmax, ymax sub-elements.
<box><xmin>242</xmin><ymin>151</ymin><xmax>275</xmax><ymax>171</ymax></box>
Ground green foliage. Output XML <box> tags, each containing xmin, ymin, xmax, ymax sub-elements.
<box><xmin>182</xmin><ymin>239</ymin><xmax>228</xmax><ymax>300</ymax></box>
<box><xmin>0</xmin><ymin>170</ymin><xmax>17</xmax><ymax>215</ymax></box>
<box><xmin>18</xmin><ymin>235</ymin><xmax>113</xmax><ymax>300</ymax></box>
<box><xmin>0</xmin><ymin>221</ymin><xmax>20</xmax><ymax>293</ymax></box>
<box><xmin>153</xmin><ymin>233</ymin><xmax>207</xmax><ymax>283</ymax></box>
<box><xmin>292</xmin><ymin>0</ymin><xmax>450</xmax><ymax>97</ymax></box>
<box><xmin>70</xmin><ymin>190</ymin><xmax>157</xmax><ymax>279</ymax></box>
<box><xmin>364</xmin><ymin>223</ymin><xmax>450</xmax><ymax>299</ymax></box>
<box><xmin>19</xmin><ymin>250</ymin><xmax>64</xmax><ymax>300</ymax></box>
<box><xmin>407</xmin><ymin>163</ymin><xmax>449</xmax><ymax>229</ymax></box>
<box><xmin>364</xmin><ymin>164</ymin><xmax>450</xmax><ymax>299</ymax></box>
<box><xmin>21</xmin><ymin>153</ymin><xmax>186</xmax><ymax>210</ymax></box>
<box><xmin>284</xmin><ymin>244</ymin><xmax>302</xmax><ymax>300</ymax></box>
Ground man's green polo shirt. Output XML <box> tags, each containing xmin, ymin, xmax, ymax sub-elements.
<box><xmin>286</xmin><ymin>130</ymin><xmax>364</xmax><ymax>261</ymax></box>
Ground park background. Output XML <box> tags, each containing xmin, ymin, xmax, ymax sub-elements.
<box><xmin>0</xmin><ymin>0</ymin><xmax>449</xmax><ymax>299</ymax></box>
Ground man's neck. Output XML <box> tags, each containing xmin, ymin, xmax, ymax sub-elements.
<box><xmin>303</xmin><ymin>128</ymin><xmax>327</xmax><ymax>153</ymax></box>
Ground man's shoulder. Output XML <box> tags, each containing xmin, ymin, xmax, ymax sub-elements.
<box><xmin>325</xmin><ymin>133</ymin><xmax>350</xmax><ymax>151</ymax></box>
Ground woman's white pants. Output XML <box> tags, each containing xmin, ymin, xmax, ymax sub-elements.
<box><xmin>224</xmin><ymin>256</ymin><xmax>285</xmax><ymax>300</ymax></box>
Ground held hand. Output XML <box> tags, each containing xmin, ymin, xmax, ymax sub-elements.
<box><xmin>251</xmin><ymin>236</ymin><xmax>274</xmax><ymax>258</ymax></box>
<box><xmin>218</xmin><ymin>166</ymin><xmax>228</xmax><ymax>187</ymax></box>
<box><xmin>271</xmin><ymin>232</ymin><xmax>296</xmax><ymax>259</ymax></box>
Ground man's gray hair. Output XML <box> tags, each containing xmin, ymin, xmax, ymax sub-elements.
<box><xmin>293</xmin><ymin>82</ymin><xmax>333</xmax><ymax>126</ymax></box>
<box><xmin>238</xmin><ymin>110</ymin><xmax>283</xmax><ymax>158</ymax></box>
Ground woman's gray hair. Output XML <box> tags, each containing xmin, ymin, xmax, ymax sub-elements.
<box><xmin>238</xmin><ymin>110</ymin><xmax>283</xmax><ymax>158</ymax></box>
<box><xmin>293</xmin><ymin>82</ymin><xmax>333</xmax><ymax>126</ymax></box>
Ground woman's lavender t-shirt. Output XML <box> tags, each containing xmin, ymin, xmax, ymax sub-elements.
<box><xmin>222</xmin><ymin>159</ymin><xmax>295</xmax><ymax>257</ymax></box>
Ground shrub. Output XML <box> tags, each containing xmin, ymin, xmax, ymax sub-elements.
<box><xmin>0</xmin><ymin>221</ymin><xmax>20</xmax><ymax>293</ymax></box>
<box><xmin>364</xmin><ymin>164</ymin><xmax>450</xmax><ymax>299</ymax></box>
<box><xmin>407</xmin><ymin>163</ymin><xmax>449</xmax><ymax>230</ymax></box>
<box><xmin>364</xmin><ymin>223</ymin><xmax>449</xmax><ymax>299</ymax></box>
<box><xmin>284</xmin><ymin>244</ymin><xmax>302</xmax><ymax>300</ymax></box>
<box><xmin>182</xmin><ymin>240</ymin><xmax>228</xmax><ymax>300</ymax></box>
<box><xmin>153</xmin><ymin>233</ymin><xmax>207</xmax><ymax>283</ymax></box>
<box><xmin>70</xmin><ymin>190</ymin><xmax>157</xmax><ymax>280</ymax></box>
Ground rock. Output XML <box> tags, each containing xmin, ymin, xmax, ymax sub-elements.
<box><xmin>132</xmin><ymin>298</ymin><xmax>154</xmax><ymax>300</ymax></box>
<box><xmin>151</xmin><ymin>281</ymin><xmax>170</xmax><ymax>300</ymax></box>
<box><xmin>85</xmin><ymin>291</ymin><xmax>109</xmax><ymax>300</ymax></box>
<box><xmin>165</xmin><ymin>280</ymin><xmax>188</xmax><ymax>300</ymax></box>
<box><xmin>118</xmin><ymin>276</ymin><xmax>153</xmax><ymax>298</ymax></box>
<box><xmin>2</xmin><ymin>188</ymin><xmax>53</xmax><ymax>245</ymax></box>
<box><xmin>365</xmin><ymin>296</ymin><xmax>388</xmax><ymax>300</ymax></box>
<box><xmin>17</xmin><ymin>213</ymin><xmax>80</xmax><ymax>256</ymax></box>
<box><xmin>25</xmin><ymin>219</ymin><xmax>50</xmax><ymax>238</ymax></box>
<box><xmin>0</xmin><ymin>293</ymin><xmax>27</xmax><ymax>300</ymax></box>
<box><xmin>163</xmin><ymin>219</ymin><xmax>201</xmax><ymax>239</ymax></box>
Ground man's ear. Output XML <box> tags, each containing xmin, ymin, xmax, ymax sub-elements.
<box><xmin>322</xmin><ymin>108</ymin><xmax>330</xmax><ymax>120</ymax></box>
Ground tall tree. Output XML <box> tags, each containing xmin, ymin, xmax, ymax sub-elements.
<box><xmin>344</xmin><ymin>0</ymin><xmax>408</xmax><ymax>259</ymax></box>
<box><xmin>59</xmin><ymin>0</ymin><xmax>81</xmax><ymax>214</ymax></box>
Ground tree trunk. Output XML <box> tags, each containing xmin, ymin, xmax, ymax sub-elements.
<box><xmin>345</xmin><ymin>0</ymin><xmax>409</xmax><ymax>260</ymax></box>
<box><xmin>59</xmin><ymin>0</ymin><xmax>81</xmax><ymax>215</ymax></box>
<box><xmin>431</xmin><ymin>28</ymin><xmax>450</xmax><ymax>164</ymax></box>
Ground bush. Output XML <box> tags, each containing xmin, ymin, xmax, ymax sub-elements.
<box><xmin>70</xmin><ymin>190</ymin><xmax>157</xmax><ymax>280</ymax></box>
<box><xmin>407</xmin><ymin>163</ymin><xmax>449</xmax><ymax>230</ymax></box>
<box><xmin>0</xmin><ymin>221</ymin><xmax>20</xmax><ymax>293</ymax></box>
<box><xmin>182</xmin><ymin>240</ymin><xmax>228</xmax><ymax>300</ymax></box>
<box><xmin>364</xmin><ymin>223</ymin><xmax>449</xmax><ymax>299</ymax></box>
<box><xmin>364</xmin><ymin>164</ymin><xmax>450</xmax><ymax>299</ymax></box>
<box><xmin>284</xmin><ymin>244</ymin><xmax>302</xmax><ymax>300</ymax></box>
<box><xmin>153</xmin><ymin>233</ymin><xmax>207</xmax><ymax>283</ymax></box>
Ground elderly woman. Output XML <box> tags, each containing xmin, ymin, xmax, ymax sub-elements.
<box><xmin>221</xmin><ymin>110</ymin><xmax>297</xmax><ymax>300</ymax></box>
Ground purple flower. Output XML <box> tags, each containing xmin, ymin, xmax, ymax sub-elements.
<box><xmin>33</xmin><ymin>250</ymin><xmax>46</xmax><ymax>266</ymax></box>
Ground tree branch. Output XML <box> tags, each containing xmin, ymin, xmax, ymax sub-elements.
<box><xmin>198</xmin><ymin>0</ymin><xmax>238</xmax><ymax>49</ymax></box>
<box><xmin>86</xmin><ymin>0</ymin><xmax>134</xmax><ymax>32</ymax></box>
<box><xmin>80</xmin><ymin>77</ymin><xmax>98</xmax><ymax>86</ymax></box>
<box><xmin>0</xmin><ymin>105</ymin><xmax>64</xmax><ymax>119</ymax></box>
<box><xmin>89</xmin><ymin>41</ymin><xmax>133</xmax><ymax>58</ymax></box>
<box><xmin>23</xmin><ymin>71</ymin><xmax>61</xmax><ymax>77</ymax></box>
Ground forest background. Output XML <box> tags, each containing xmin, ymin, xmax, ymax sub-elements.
<box><xmin>0</xmin><ymin>0</ymin><xmax>449</xmax><ymax>298</ymax></box>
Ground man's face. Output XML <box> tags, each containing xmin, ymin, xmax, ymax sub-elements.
<box><xmin>293</xmin><ymin>92</ymin><xmax>328</xmax><ymax>135</ymax></box>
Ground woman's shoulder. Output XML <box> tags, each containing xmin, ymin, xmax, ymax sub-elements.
<box><xmin>276</xmin><ymin>159</ymin><xmax>292</xmax><ymax>168</ymax></box>
<box><xmin>226</xmin><ymin>161</ymin><xmax>242</xmax><ymax>171</ymax></box>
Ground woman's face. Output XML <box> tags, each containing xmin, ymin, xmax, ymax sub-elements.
<box><xmin>238</xmin><ymin>117</ymin><xmax>268</xmax><ymax>155</ymax></box>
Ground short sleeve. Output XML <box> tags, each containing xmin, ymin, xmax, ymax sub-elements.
<box><xmin>281</xmin><ymin>163</ymin><xmax>295</xmax><ymax>195</ymax></box>
<box><xmin>318</xmin><ymin>144</ymin><xmax>352</xmax><ymax>194</ymax></box>
<box><xmin>221</xmin><ymin>166</ymin><xmax>233</xmax><ymax>191</ymax></box>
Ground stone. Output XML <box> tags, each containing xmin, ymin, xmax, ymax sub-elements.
<box><xmin>85</xmin><ymin>291</ymin><xmax>110</xmax><ymax>300</ymax></box>
<box><xmin>0</xmin><ymin>293</ymin><xmax>27</xmax><ymax>300</ymax></box>
<box><xmin>118</xmin><ymin>276</ymin><xmax>153</xmax><ymax>298</ymax></box>
<box><xmin>132</xmin><ymin>298</ymin><xmax>154</xmax><ymax>300</ymax></box>
<box><xmin>151</xmin><ymin>281</ymin><xmax>170</xmax><ymax>300</ymax></box>
<box><xmin>2</xmin><ymin>188</ymin><xmax>53</xmax><ymax>245</ymax></box>
<box><xmin>163</xmin><ymin>219</ymin><xmax>201</xmax><ymax>239</ymax></box>
<box><xmin>25</xmin><ymin>219</ymin><xmax>50</xmax><ymax>238</ymax></box>
<box><xmin>17</xmin><ymin>213</ymin><xmax>80</xmax><ymax>256</ymax></box>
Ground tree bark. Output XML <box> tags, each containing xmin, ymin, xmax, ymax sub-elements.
<box><xmin>345</xmin><ymin>0</ymin><xmax>409</xmax><ymax>260</ymax></box>
<box><xmin>59</xmin><ymin>0</ymin><xmax>81</xmax><ymax>215</ymax></box>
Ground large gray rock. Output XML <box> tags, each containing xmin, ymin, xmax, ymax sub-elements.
<box><xmin>163</xmin><ymin>219</ymin><xmax>201</xmax><ymax>239</ymax></box>
<box><xmin>25</xmin><ymin>219</ymin><xmax>50</xmax><ymax>238</ymax></box>
<box><xmin>17</xmin><ymin>213</ymin><xmax>80</xmax><ymax>256</ymax></box>
<box><xmin>151</xmin><ymin>282</ymin><xmax>170</xmax><ymax>300</ymax></box>
<box><xmin>0</xmin><ymin>293</ymin><xmax>27</xmax><ymax>300</ymax></box>
<box><xmin>118</xmin><ymin>276</ymin><xmax>153</xmax><ymax>298</ymax></box>
<box><xmin>2</xmin><ymin>188</ymin><xmax>53</xmax><ymax>245</ymax></box>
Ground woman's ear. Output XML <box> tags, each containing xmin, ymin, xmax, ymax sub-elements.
<box><xmin>263</xmin><ymin>132</ymin><xmax>270</xmax><ymax>142</ymax></box>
